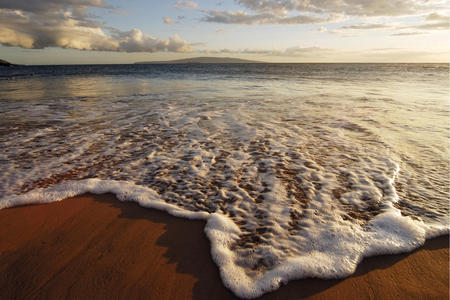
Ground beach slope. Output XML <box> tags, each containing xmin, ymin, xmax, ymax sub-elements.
<box><xmin>0</xmin><ymin>193</ymin><xmax>448</xmax><ymax>299</ymax></box>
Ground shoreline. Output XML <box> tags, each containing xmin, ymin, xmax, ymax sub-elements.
<box><xmin>0</xmin><ymin>193</ymin><xmax>448</xmax><ymax>299</ymax></box>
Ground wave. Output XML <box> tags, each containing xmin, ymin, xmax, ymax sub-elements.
<box><xmin>1</xmin><ymin>64</ymin><xmax>449</xmax><ymax>298</ymax></box>
<box><xmin>1</xmin><ymin>178</ymin><xmax>447</xmax><ymax>298</ymax></box>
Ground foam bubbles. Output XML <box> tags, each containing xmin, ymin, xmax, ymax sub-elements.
<box><xmin>4</xmin><ymin>178</ymin><xmax>441</xmax><ymax>299</ymax></box>
<box><xmin>0</xmin><ymin>64</ymin><xmax>449</xmax><ymax>298</ymax></box>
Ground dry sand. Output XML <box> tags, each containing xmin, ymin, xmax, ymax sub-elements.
<box><xmin>0</xmin><ymin>193</ymin><xmax>448</xmax><ymax>299</ymax></box>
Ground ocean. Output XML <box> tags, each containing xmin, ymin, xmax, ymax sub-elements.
<box><xmin>0</xmin><ymin>63</ymin><xmax>448</xmax><ymax>298</ymax></box>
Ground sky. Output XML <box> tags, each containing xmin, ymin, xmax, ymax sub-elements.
<box><xmin>0</xmin><ymin>0</ymin><xmax>449</xmax><ymax>64</ymax></box>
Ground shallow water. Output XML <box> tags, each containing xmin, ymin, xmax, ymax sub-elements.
<box><xmin>0</xmin><ymin>63</ymin><xmax>448</xmax><ymax>298</ymax></box>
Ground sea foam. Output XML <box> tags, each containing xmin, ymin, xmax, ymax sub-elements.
<box><xmin>0</xmin><ymin>63</ymin><xmax>448</xmax><ymax>298</ymax></box>
<box><xmin>1</xmin><ymin>178</ymin><xmax>446</xmax><ymax>298</ymax></box>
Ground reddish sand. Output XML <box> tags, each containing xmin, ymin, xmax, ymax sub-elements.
<box><xmin>0</xmin><ymin>193</ymin><xmax>448</xmax><ymax>300</ymax></box>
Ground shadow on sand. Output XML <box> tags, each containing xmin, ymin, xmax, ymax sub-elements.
<box><xmin>0</xmin><ymin>193</ymin><xmax>447</xmax><ymax>300</ymax></box>
<box><xmin>97</xmin><ymin>194</ymin><xmax>449</xmax><ymax>300</ymax></box>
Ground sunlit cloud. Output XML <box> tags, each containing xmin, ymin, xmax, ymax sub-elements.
<box><xmin>200</xmin><ymin>46</ymin><xmax>335</xmax><ymax>57</ymax></box>
<box><xmin>202</xmin><ymin>10</ymin><xmax>341</xmax><ymax>25</ymax></box>
<box><xmin>163</xmin><ymin>17</ymin><xmax>175</xmax><ymax>24</ymax></box>
<box><xmin>424</xmin><ymin>12</ymin><xmax>450</xmax><ymax>22</ymax></box>
<box><xmin>174</xmin><ymin>1</ymin><xmax>198</xmax><ymax>10</ymax></box>
<box><xmin>202</xmin><ymin>0</ymin><xmax>450</xmax><ymax>26</ymax></box>
<box><xmin>340</xmin><ymin>24</ymin><xmax>393</xmax><ymax>30</ymax></box>
<box><xmin>236</xmin><ymin>0</ymin><xmax>447</xmax><ymax>17</ymax></box>
<box><xmin>110</xmin><ymin>30</ymin><xmax>192</xmax><ymax>52</ymax></box>
<box><xmin>412</xmin><ymin>21</ymin><xmax>449</xmax><ymax>30</ymax></box>
<box><xmin>334</xmin><ymin>18</ymin><xmax>449</xmax><ymax>34</ymax></box>
<box><xmin>0</xmin><ymin>1</ymin><xmax>192</xmax><ymax>52</ymax></box>
<box><xmin>199</xmin><ymin>46</ymin><xmax>447</xmax><ymax>62</ymax></box>
<box><xmin>391</xmin><ymin>31</ymin><xmax>426</xmax><ymax>36</ymax></box>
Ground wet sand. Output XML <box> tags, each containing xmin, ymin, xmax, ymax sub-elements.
<box><xmin>0</xmin><ymin>193</ymin><xmax>448</xmax><ymax>299</ymax></box>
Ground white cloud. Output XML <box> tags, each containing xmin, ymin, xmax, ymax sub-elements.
<box><xmin>174</xmin><ymin>1</ymin><xmax>198</xmax><ymax>10</ymax></box>
<box><xmin>163</xmin><ymin>17</ymin><xmax>175</xmax><ymax>24</ymax></box>
<box><xmin>0</xmin><ymin>1</ymin><xmax>192</xmax><ymax>53</ymax></box>
<box><xmin>111</xmin><ymin>29</ymin><xmax>191</xmax><ymax>52</ymax></box>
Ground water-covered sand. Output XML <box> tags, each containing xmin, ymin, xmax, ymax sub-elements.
<box><xmin>0</xmin><ymin>193</ymin><xmax>448</xmax><ymax>299</ymax></box>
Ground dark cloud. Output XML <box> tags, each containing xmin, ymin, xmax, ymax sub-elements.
<box><xmin>0</xmin><ymin>0</ymin><xmax>191</xmax><ymax>52</ymax></box>
<box><xmin>0</xmin><ymin>0</ymin><xmax>110</xmax><ymax>14</ymax></box>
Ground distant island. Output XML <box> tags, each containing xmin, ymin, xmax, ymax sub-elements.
<box><xmin>135</xmin><ymin>57</ymin><xmax>263</xmax><ymax>64</ymax></box>
<box><xmin>0</xmin><ymin>59</ymin><xmax>16</xmax><ymax>67</ymax></box>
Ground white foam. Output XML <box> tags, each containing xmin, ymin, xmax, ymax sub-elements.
<box><xmin>1</xmin><ymin>66</ymin><xmax>449</xmax><ymax>298</ymax></box>
<box><xmin>1</xmin><ymin>179</ymin><xmax>447</xmax><ymax>299</ymax></box>
<box><xmin>0</xmin><ymin>179</ymin><xmax>209</xmax><ymax>220</ymax></box>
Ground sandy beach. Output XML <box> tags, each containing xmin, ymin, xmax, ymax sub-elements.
<box><xmin>0</xmin><ymin>193</ymin><xmax>448</xmax><ymax>300</ymax></box>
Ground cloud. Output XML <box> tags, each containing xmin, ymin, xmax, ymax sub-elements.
<box><xmin>200</xmin><ymin>46</ymin><xmax>448</xmax><ymax>62</ymax></box>
<box><xmin>200</xmin><ymin>46</ymin><xmax>334</xmax><ymax>57</ymax></box>
<box><xmin>328</xmin><ymin>29</ymin><xmax>358</xmax><ymax>37</ymax></box>
<box><xmin>335</xmin><ymin>19</ymin><xmax>449</xmax><ymax>33</ymax></box>
<box><xmin>202</xmin><ymin>10</ymin><xmax>336</xmax><ymax>25</ymax></box>
<box><xmin>391</xmin><ymin>31</ymin><xmax>425</xmax><ymax>36</ymax></box>
<box><xmin>163</xmin><ymin>17</ymin><xmax>175</xmax><ymax>24</ymax></box>
<box><xmin>237</xmin><ymin>0</ymin><xmax>293</xmax><ymax>15</ymax></box>
<box><xmin>278</xmin><ymin>14</ymin><xmax>342</xmax><ymax>24</ymax></box>
<box><xmin>339</xmin><ymin>23</ymin><xmax>393</xmax><ymax>30</ymax></box>
<box><xmin>0</xmin><ymin>0</ymin><xmax>111</xmax><ymax>14</ymax></box>
<box><xmin>0</xmin><ymin>1</ymin><xmax>192</xmax><ymax>52</ymax></box>
<box><xmin>424</xmin><ymin>12</ymin><xmax>449</xmax><ymax>22</ymax></box>
<box><xmin>237</xmin><ymin>0</ymin><xmax>445</xmax><ymax>17</ymax></box>
<box><xmin>111</xmin><ymin>30</ymin><xmax>192</xmax><ymax>52</ymax></box>
<box><xmin>111</xmin><ymin>9</ymin><xmax>129</xmax><ymax>16</ymax></box>
<box><xmin>202</xmin><ymin>0</ymin><xmax>450</xmax><ymax>26</ymax></box>
<box><xmin>411</xmin><ymin>21</ymin><xmax>449</xmax><ymax>30</ymax></box>
<box><xmin>174</xmin><ymin>1</ymin><xmax>198</xmax><ymax>10</ymax></box>
<box><xmin>190</xmin><ymin>42</ymin><xmax>207</xmax><ymax>47</ymax></box>
<box><xmin>202</xmin><ymin>10</ymin><xmax>271</xmax><ymax>24</ymax></box>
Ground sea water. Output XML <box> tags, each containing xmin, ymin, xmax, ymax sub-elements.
<box><xmin>0</xmin><ymin>63</ymin><xmax>448</xmax><ymax>298</ymax></box>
